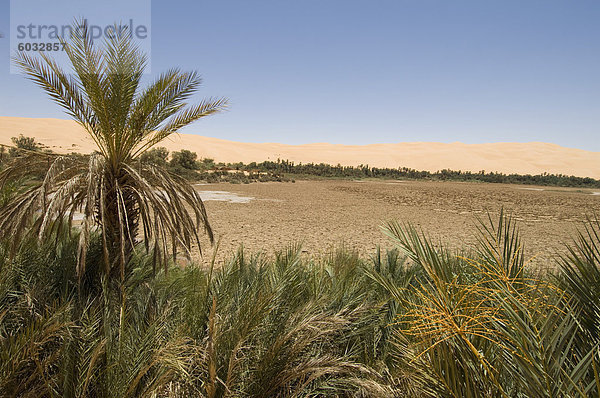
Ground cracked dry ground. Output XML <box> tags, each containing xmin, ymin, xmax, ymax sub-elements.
<box><xmin>190</xmin><ymin>180</ymin><xmax>600</xmax><ymax>270</ymax></box>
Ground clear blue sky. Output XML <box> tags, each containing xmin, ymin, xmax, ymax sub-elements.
<box><xmin>1</xmin><ymin>0</ymin><xmax>599</xmax><ymax>150</ymax></box>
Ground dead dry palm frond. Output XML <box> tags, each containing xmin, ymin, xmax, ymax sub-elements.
<box><xmin>2</xmin><ymin>19</ymin><xmax>227</xmax><ymax>287</ymax></box>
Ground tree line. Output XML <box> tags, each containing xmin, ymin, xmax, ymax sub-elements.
<box><xmin>5</xmin><ymin>141</ymin><xmax>599</xmax><ymax>188</ymax></box>
<box><xmin>243</xmin><ymin>159</ymin><xmax>600</xmax><ymax>188</ymax></box>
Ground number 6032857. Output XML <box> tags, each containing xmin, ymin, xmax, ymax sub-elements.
<box><xmin>17</xmin><ymin>42</ymin><xmax>65</xmax><ymax>51</ymax></box>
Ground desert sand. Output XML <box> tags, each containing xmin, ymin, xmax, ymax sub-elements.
<box><xmin>1</xmin><ymin>116</ymin><xmax>600</xmax><ymax>178</ymax></box>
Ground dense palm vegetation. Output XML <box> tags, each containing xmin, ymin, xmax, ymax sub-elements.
<box><xmin>1</xmin><ymin>211</ymin><xmax>599</xmax><ymax>396</ymax></box>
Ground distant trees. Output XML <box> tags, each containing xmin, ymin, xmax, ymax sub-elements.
<box><xmin>237</xmin><ymin>159</ymin><xmax>600</xmax><ymax>188</ymax></box>
<box><xmin>140</xmin><ymin>148</ymin><xmax>218</xmax><ymax>172</ymax></box>
<box><xmin>9</xmin><ymin>134</ymin><xmax>41</xmax><ymax>156</ymax></box>
<box><xmin>4</xmin><ymin>135</ymin><xmax>599</xmax><ymax>188</ymax></box>
<box><xmin>140</xmin><ymin>148</ymin><xmax>223</xmax><ymax>179</ymax></box>
<box><xmin>170</xmin><ymin>149</ymin><xmax>199</xmax><ymax>170</ymax></box>
<box><xmin>201</xmin><ymin>157</ymin><xmax>215</xmax><ymax>169</ymax></box>
<box><xmin>11</xmin><ymin>134</ymin><xmax>40</xmax><ymax>151</ymax></box>
<box><xmin>140</xmin><ymin>147</ymin><xmax>169</xmax><ymax>166</ymax></box>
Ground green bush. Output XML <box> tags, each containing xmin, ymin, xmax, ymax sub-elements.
<box><xmin>200</xmin><ymin>158</ymin><xmax>215</xmax><ymax>170</ymax></box>
<box><xmin>9</xmin><ymin>134</ymin><xmax>41</xmax><ymax>157</ymax></box>
<box><xmin>170</xmin><ymin>149</ymin><xmax>199</xmax><ymax>170</ymax></box>
<box><xmin>140</xmin><ymin>147</ymin><xmax>169</xmax><ymax>166</ymax></box>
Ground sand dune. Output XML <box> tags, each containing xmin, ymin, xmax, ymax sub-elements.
<box><xmin>1</xmin><ymin>116</ymin><xmax>600</xmax><ymax>178</ymax></box>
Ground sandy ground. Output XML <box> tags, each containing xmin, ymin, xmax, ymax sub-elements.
<box><xmin>193</xmin><ymin>180</ymin><xmax>600</xmax><ymax>270</ymax></box>
<box><xmin>2</xmin><ymin>116</ymin><xmax>600</xmax><ymax>178</ymax></box>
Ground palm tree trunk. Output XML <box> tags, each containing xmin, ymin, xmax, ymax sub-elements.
<box><xmin>98</xmin><ymin>169</ymin><xmax>140</xmax><ymax>284</ymax></box>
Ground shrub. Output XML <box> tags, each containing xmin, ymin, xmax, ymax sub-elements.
<box><xmin>170</xmin><ymin>149</ymin><xmax>199</xmax><ymax>170</ymax></box>
<box><xmin>201</xmin><ymin>157</ymin><xmax>215</xmax><ymax>167</ymax></box>
<box><xmin>140</xmin><ymin>146</ymin><xmax>169</xmax><ymax>166</ymax></box>
<box><xmin>9</xmin><ymin>134</ymin><xmax>40</xmax><ymax>156</ymax></box>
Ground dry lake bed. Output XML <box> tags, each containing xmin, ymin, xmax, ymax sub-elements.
<box><xmin>192</xmin><ymin>180</ymin><xmax>600</xmax><ymax>269</ymax></box>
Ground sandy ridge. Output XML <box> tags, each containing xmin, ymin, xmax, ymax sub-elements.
<box><xmin>1</xmin><ymin>116</ymin><xmax>600</xmax><ymax>178</ymax></box>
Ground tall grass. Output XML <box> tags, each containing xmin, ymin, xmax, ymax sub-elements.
<box><xmin>1</xmin><ymin>212</ymin><xmax>599</xmax><ymax>397</ymax></box>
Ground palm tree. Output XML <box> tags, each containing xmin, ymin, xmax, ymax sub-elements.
<box><xmin>1</xmin><ymin>21</ymin><xmax>227</xmax><ymax>288</ymax></box>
